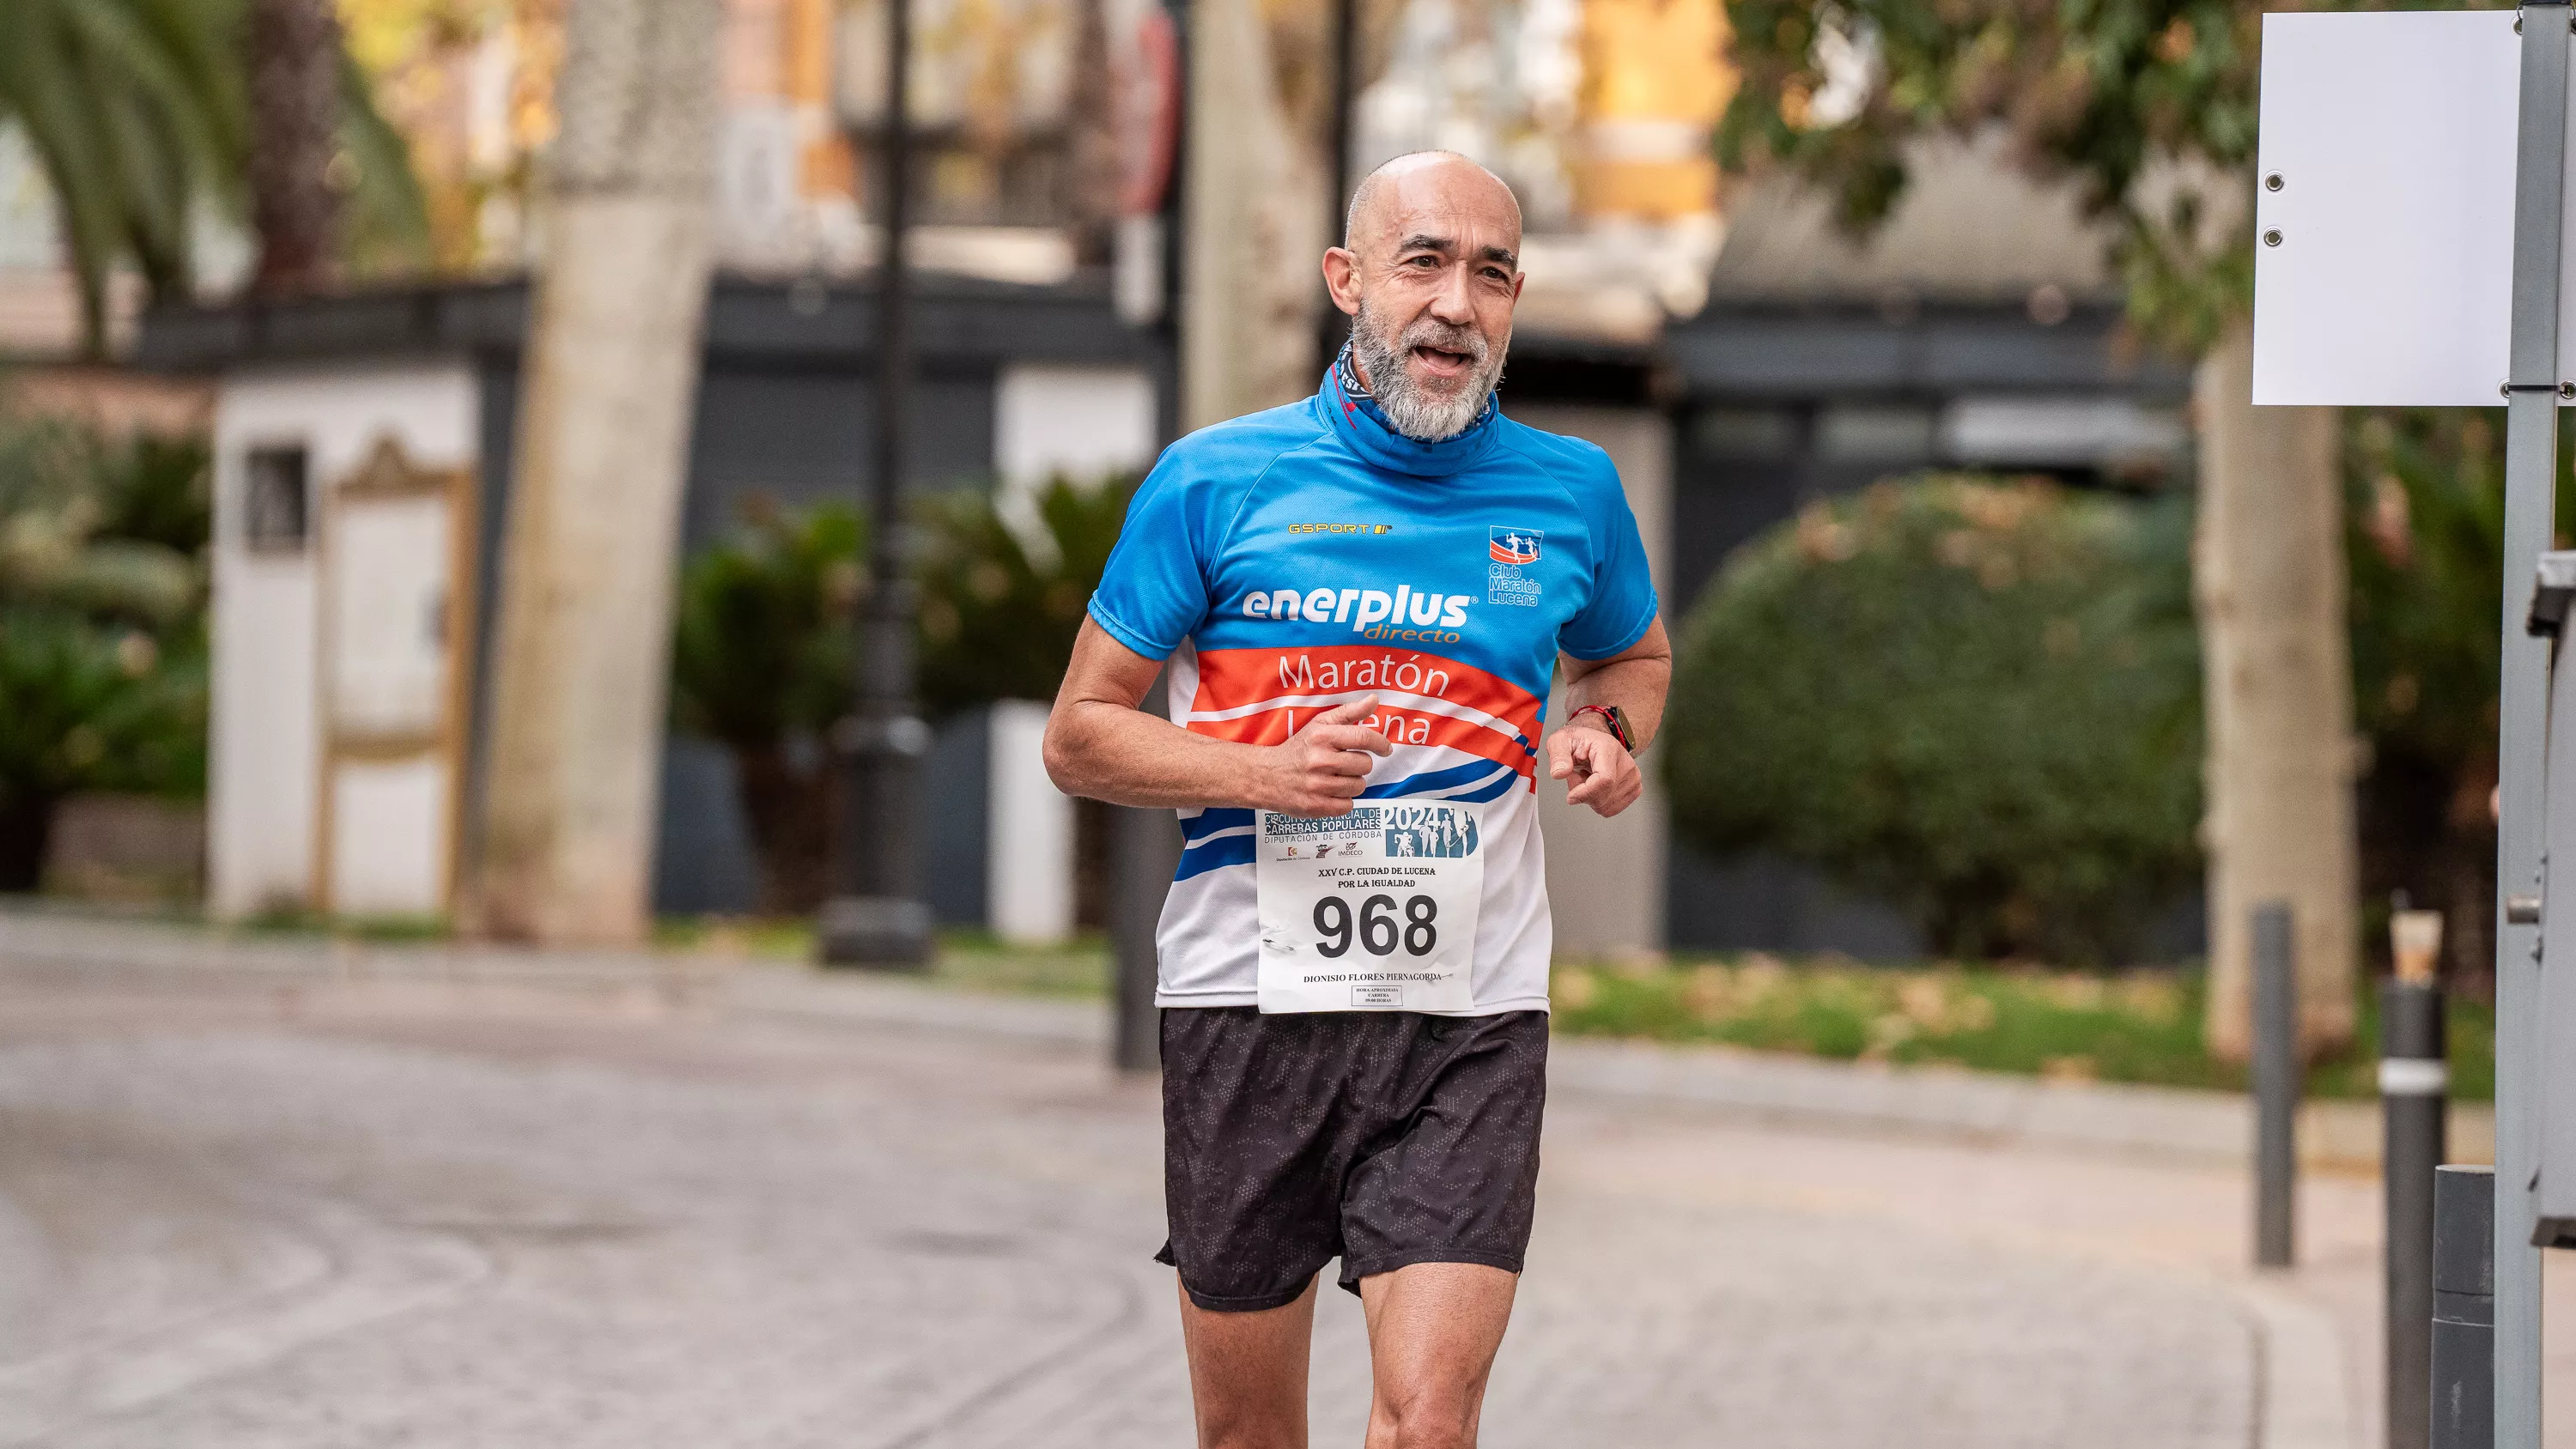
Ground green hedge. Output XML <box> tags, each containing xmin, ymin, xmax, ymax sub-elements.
<box><xmin>667</xmin><ymin>479</ymin><xmax>1131</xmax><ymax>910</ymax></box>
<box><xmin>0</xmin><ymin>416</ymin><xmax>210</xmax><ymax>888</ymax></box>
<box><xmin>1663</xmin><ymin>476</ymin><xmax>2202</xmax><ymax>963</ymax></box>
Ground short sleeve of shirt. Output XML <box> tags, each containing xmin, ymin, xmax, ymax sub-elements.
<box><xmin>1087</xmin><ymin>451</ymin><xmax>1218</xmax><ymax>660</ymax></box>
<box><xmin>1557</xmin><ymin>455</ymin><xmax>1659</xmax><ymax>661</ymax></box>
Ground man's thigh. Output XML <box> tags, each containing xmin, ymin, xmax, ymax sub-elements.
<box><xmin>1358</xmin><ymin>1262</ymin><xmax>1520</xmax><ymax>1447</ymax></box>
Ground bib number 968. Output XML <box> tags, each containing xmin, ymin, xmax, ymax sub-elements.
<box><xmin>1313</xmin><ymin>893</ymin><xmax>1438</xmax><ymax>957</ymax></box>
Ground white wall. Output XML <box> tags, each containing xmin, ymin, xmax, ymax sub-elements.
<box><xmin>1507</xmin><ymin>403</ymin><xmax>1673</xmax><ymax>960</ymax></box>
<box><xmin>993</xmin><ymin>363</ymin><xmax>1157</xmax><ymax>490</ymax></box>
<box><xmin>981</xmin><ymin>364</ymin><xmax>1153</xmax><ymax>937</ymax></box>
<box><xmin>987</xmin><ymin>700</ymin><xmax>1076</xmax><ymax>944</ymax></box>
<box><xmin>208</xmin><ymin>361</ymin><xmax>479</xmax><ymax>919</ymax></box>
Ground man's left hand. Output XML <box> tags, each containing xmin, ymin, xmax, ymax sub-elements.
<box><xmin>1547</xmin><ymin>724</ymin><xmax>1641</xmax><ymax>817</ymax></box>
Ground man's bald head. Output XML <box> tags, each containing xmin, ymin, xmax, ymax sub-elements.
<box><xmin>1343</xmin><ymin>151</ymin><xmax>1523</xmax><ymax>252</ymax></box>
<box><xmin>1321</xmin><ymin>151</ymin><xmax>1526</xmax><ymax>441</ymax></box>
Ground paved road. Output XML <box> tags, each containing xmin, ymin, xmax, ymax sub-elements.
<box><xmin>0</xmin><ymin>955</ymin><xmax>2383</xmax><ymax>1448</ymax></box>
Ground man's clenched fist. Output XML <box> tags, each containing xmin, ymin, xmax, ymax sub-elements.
<box><xmin>1254</xmin><ymin>699</ymin><xmax>1392</xmax><ymax>816</ymax></box>
<box><xmin>1549</xmin><ymin>718</ymin><xmax>1640</xmax><ymax>816</ymax></box>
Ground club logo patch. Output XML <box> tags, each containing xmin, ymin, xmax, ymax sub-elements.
<box><xmin>1487</xmin><ymin>526</ymin><xmax>1542</xmax><ymax>607</ymax></box>
<box><xmin>1488</xmin><ymin>527</ymin><xmax>1542</xmax><ymax>565</ymax></box>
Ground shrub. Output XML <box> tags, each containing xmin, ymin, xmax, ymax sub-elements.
<box><xmin>2336</xmin><ymin>410</ymin><xmax>2576</xmax><ymax>993</ymax></box>
<box><xmin>913</xmin><ymin>478</ymin><xmax>1131</xmax><ymax>718</ymax></box>
<box><xmin>667</xmin><ymin>477</ymin><xmax>1133</xmax><ymax>911</ymax></box>
<box><xmin>1662</xmin><ymin>475</ymin><xmax>2202</xmax><ymax>963</ymax></box>
<box><xmin>0</xmin><ymin>415</ymin><xmax>210</xmax><ymax>888</ymax></box>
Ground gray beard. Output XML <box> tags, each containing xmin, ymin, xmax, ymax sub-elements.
<box><xmin>1350</xmin><ymin>300</ymin><xmax>1505</xmax><ymax>442</ymax></box>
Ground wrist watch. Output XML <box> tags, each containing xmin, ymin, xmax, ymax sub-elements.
<box><xmin>1566</xmin><ymin>703</ymin><xmax>1635</xmax><ymax>752</ymax></box>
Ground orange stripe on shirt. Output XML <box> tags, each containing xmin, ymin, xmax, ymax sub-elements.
<box><xmin>1183</xmin><ymin>646</ymin><xmax>1541</xmax><ymax>782</ymax></box>
<box><xmin>1188</xmin><ymin>646</ymin><xmax>1539</xmax><ymax>730</ymax></box>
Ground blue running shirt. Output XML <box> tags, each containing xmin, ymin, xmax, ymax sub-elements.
<box><xmin>1088</xmin><ymin>368</ymin><xmax>1659</xmax><ymax>1013</ymax></box>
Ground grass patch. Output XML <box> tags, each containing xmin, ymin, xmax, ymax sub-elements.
<box><xmin>1549</xmin><ymin>955</ymin><xmax>2495</xmax><ymax>1101</ymax></box>
<box><xmin>927</xmin><ymin>930</ymin><xmax>1111</xmax><ymax>998</ymax></box>
<box><xmin>238</xmin><ymin>906</ymin><xmax>453</xmax><ymax>943</ymax></box>
<box><xmin>655</xmin><ymin>916</ymin><xmax>1111</xmax><ymax>998</ymax></box>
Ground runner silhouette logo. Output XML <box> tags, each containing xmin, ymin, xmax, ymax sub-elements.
<box><xmin>1383</xmin><ymin>805</ymin><xmax>1479</xmax><ymax>859</ymax></box>
<box><xmin>1488</xmin><ymin>528</ymin><xmax>1542</xmax><ymax>566</ymax></box>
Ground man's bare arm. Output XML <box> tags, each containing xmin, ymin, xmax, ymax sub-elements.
<box><xmin>1544</xmin><ymin>616</ymin><xmax>1671</xmax><ymax>816</ymax></box>
<box><xmin>1558</xmin><ymin>615</ymin><xmax>1671</xmax><ymax>750</ymax></box>
<box><xmin>1043</xmin><ymin>618</ymin><xmax>1394</xmax><ymax>815</ymax></box>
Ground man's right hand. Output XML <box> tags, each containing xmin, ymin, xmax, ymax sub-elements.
<box><xmin>1255</xmin><ymin>699</ymin><xmax>1393</xmax><ymax>816</ymax></box>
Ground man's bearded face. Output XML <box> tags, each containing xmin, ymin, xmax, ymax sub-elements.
<box><xmin>1350</xmin><ymin>294</ymin><xmax>1508</xmax><ymax>442</ymax></box>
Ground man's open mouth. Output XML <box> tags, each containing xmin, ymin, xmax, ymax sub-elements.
<box><xmin>1410</xmin><ymin>344</ymin><xmax>1475</xmax><ymax>379</ymax></box>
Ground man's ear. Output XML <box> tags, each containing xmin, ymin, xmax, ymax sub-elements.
<box><xmin>1321</xmin><ymin>247</ymin><xmax>1362</xmax><ymax>318</ymax></box>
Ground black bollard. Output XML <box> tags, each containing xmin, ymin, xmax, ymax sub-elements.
<box><xmin>2383</xmin><ymin>976</ymin><xmax>2449</xmax><ymax>1449</ymax></box>
<box><xmin>2431</xmin><ymin>1165</ymin><xmax>2495</xmax><ymax>1449</ymax></box>
<box><xmin>2252</xmin><ymin>900</ymin><xmax>2298</xmax><ymax>1268</ymax></box>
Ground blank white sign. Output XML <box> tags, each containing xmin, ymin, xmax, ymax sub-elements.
<box><xmin>2252</xmin><ymin>10</ymin><xmax>2576</xmax><ymax>407</ymax></box>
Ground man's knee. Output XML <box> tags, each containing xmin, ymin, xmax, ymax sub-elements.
<box><xmin>1371</xmin><ymin>1386</ymin><xmax>1480</xmax><ymax>1449</ymax></box>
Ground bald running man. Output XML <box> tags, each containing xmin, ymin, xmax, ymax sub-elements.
<box><xmin>1046</xmin><ymin>152</ymin><xmax>1671</xmax><ymax>1448</ymax></box>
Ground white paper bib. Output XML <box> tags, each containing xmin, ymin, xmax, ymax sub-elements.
<box><xmin>1254</xmin><ymin>802</ymin><xmax>1485</xmax><ymax>1013</ymax></box>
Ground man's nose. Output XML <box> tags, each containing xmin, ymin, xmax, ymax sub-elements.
<box><xmin>1427</xmin><ymin>263</ymin><xmax>1476</xmax><ymax>323</ymax></box>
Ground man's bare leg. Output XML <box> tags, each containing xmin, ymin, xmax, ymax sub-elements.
<box><xmin>1357</xmin><ymin>1263</ymin><xmax>1518</xmax><ymax>1449</ymax></box>
<box><xmin>1179</xmin><ymin>1276</ymin><xmax>1319</xmax><ymax>1449</ymax></box>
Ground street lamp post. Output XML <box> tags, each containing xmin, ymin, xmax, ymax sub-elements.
<box><xmin>822</xmin><ymin>0</ymin><xmax>933</xmax><ymax>968</ymax></box>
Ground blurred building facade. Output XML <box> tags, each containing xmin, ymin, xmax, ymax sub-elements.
<box><xmin>149</xmin><ymin>276</ymin><xmax>1165</xmax><ymax>931</ymax></box>
<box><xmin>111</xmin><ymin>0</ymin><xmax>2199</xmax><ymax>955</ymax></box>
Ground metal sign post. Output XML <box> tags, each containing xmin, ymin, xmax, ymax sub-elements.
<box><xmin>2255</xmin><ymin>8</ymin><xmax>2576</xmax><ymax>1442</ymax></box>
<box><xmin>2493</xmin><ymin>9</ymin><xmax>2568</xmax><ymax>1443</ymax></box>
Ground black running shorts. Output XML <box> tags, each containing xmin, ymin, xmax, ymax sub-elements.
<box><xmin>1154</xmin><ymin>1005</ymin><xmax>1548</xmax><ymax>1313</ymax></box>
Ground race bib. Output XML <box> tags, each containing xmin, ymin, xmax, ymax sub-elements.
<box><xmin>1255</xmin><ymin>803</ymin><xmax>1483</xmax><ymax>1013</ymax></box>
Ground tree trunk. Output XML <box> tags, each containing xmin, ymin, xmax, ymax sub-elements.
<box><xmin>1182</xmin><ymin>0</ymin><xmax>1328</xmax><ymax>430</ymax></box>
<box><xmin>463</xmin><ymin>0</ymin><xmax>724</xmax><ymax>946</ymax></box>
<box><xmin>246</xmin><ymin>0</ymin><xmax>344</xmax><ymax>292</ymax></box>
<box><xmin>1060</xmin><ymin>0</ymin><xmax>1121</xmax><ymax>269</ymax></box>
<box><xmin>2194</xmin><ymin>319</ymin><xmax>2360</xmax><ymax>1059</ymax></box>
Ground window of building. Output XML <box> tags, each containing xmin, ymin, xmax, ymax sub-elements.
<box><xmin>243</xmin><ymin>444</ymin><xmax>309</xmax><ymax>553</ymax></box>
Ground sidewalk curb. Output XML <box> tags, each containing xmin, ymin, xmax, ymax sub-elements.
<box><xmin>2233</xmin><ymin>1280</ymin><xmax>2358</xmax><ymax>1449</ymax></box>
<box><xmin>0</xmin><ymin>911</ymin><xmax>2488</xmax><ymax>1171</ymax></box>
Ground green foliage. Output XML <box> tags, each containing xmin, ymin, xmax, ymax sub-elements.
<box><xmin>2336</xmin><ymin>410</ymin><xmax>2576</xmax><ymax>987</ymax></box>
<box><xmin>667</xmin><ymin>478</ymin><xmax>1133</xmax><ymax>908</ymax></box>
<box><xmin>0</xmin><ymin>608</ymin><xmax>208</xmax><ymax>802</ymax></box>
<box><xmin>671</xmin><ymin>479</ymin><xmax>1139</xmax><ymax>746</ymax></box>
<box><xmin>2346</xmin><ymin>413</ymin><xmax>2516</xmax><ymax>785</ymax></box>
<box><xmin>1546</xmin><ymin>955</ymin><xmax>2497</xmax><ymax>1100</ymax></box>
<box><xmin>1663</xmin><ymin>475</ymin><xmax>2202</xmax><ymax>962</ymax></box>
<box><xmin>0</xmin><ymin>0</ymin><xmax>427</xmax><ymax>353</ymax></box>
<box><xmin>913</xmin><ymin>480</ymin><xmax>1134</xmax><ymax>718</ymax></box>
<box><xmin>1714</xmin><ymin>0</ymin><xmax>2378</xmax><ymax>349</ymax></box>
<box><xmin>0</xmin><ymin>0</ymin><xmax>244</xmax><ymax>343</ymax></box>
<box><xmin>669</xmin><ymin>500</ymin><xmax>866</xmax><ymax>750</ymax></box>
<box><xmin>0</xmin><ymin>412</ymin><xmax>211</xmax><ymax>886</ymax></box>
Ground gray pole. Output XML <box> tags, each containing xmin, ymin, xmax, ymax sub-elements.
<box><xmin>1109</xmin><ymin>0</ymin><xmax>1186</xmax><ymax>1072</ymax></box>
<box><xmin>2252</xmin><ymin>900</ymin><xmax>2298</xmax><ymax>1268</ymax></box>
<box><xmin>1111</xmin><ymin>670</ymin><xmax>1182</xmax><ymax>1072</ymax></box>
<box><xmin>822</xmin><ymin>0</ymin><xmax>933</xmax><ymax>967</ymax></box>
<box><xmin>2494</xmin><ymin>5</ymin><xmax>2568</xmax><ymax>1438</ymax></box>
<box><xmin>2384</xmin><ymin>978</ymin><xmax>2449</xmax><ymax>1449</ymax></box>
<box><xmin>2434</xmin><ymin>1165</ymin><xmax>2498</xmax><ymax>1449</ymax></box>
<box><xmin>1318</xmin><ymin>0</ymin><xmax>1358</xmax><ymax>362</ymax></box>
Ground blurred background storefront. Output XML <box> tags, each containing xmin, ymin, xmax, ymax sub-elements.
<box><xmin>2</xmin><ymin>0</ymin><xmax>2190</xmax><ymax>961</ymax></box>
